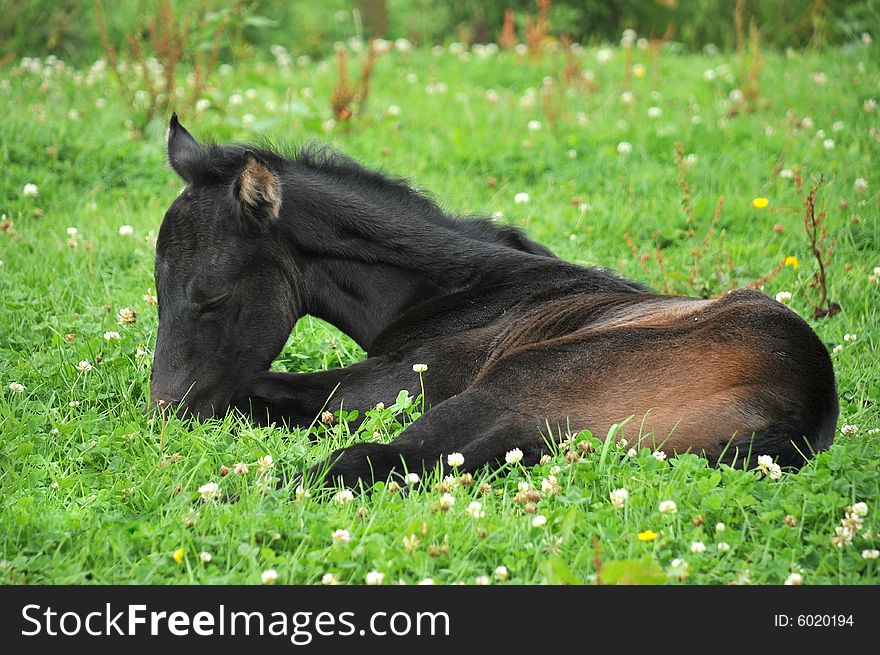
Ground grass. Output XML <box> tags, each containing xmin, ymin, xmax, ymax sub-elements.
<box><xmin>1</xmin><ymin>38</ymin><xmax>878</xmax><ymax>585</ymax></box>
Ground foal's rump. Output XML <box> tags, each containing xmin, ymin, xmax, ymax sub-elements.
<box><xmin>477</xmin><ymin>288</ymin><xmax>839</xmax><ymax>468</ymax></box>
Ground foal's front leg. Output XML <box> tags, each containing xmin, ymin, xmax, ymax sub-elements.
<box><xmin>307</xmin><ymin>388</ymin><xmax>551</xmax><ymax>489</ymax></box>
<box><xmin>234</xmin><ymin>357</ymin><xmax>423</xmax><ymax>430</ymax></box>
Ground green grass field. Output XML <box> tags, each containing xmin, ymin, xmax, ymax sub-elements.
<box><xmin>1</xmin><ymin>39</ymin><xmax>878</xmax><ymax>585</ymax></box>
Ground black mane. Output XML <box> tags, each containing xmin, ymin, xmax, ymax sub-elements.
<box><xmin>192</xmin><ymin>139</ymin><xmax>556</xmax><ymax>258</ymax></box>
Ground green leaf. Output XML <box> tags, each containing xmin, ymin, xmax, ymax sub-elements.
<box><xmin>544</xmin><ymin>555</ymin><xmax>582</xmax><ymax>585</ymax></box>
<box><xmin>599</xmin><ymin>559</ymin><xmax>666</xmax><ymax>585</ymax></box>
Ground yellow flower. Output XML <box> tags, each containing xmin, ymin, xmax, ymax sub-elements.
<box><xmin>752</xmin><ymin>197</ymin><xmax>769</xmax><ymax>209</ymax></box>
<box><xmin>173</xmin><ymin>547</ymin><xmax>185</xmax><ymax>564</ymax></box>
<box><xmin>784</xmin><ymin>255</ymin><xmax>799</xmax><ymax>270</ymax></box>
<box><xmin>633</xmin><ymin>64</ymin><xmax>646</xmax><ymax>78</ymax></box>
<box><xmin>637</xmin><ymin>530</ymin><xmax>658</xmax><ymax>541</ymax></box>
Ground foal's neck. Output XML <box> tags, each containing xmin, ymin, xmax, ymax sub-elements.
<box><xmin>299</xmin><ymin>222</ymin><xmax>547</xmax><ymax>351</ymax></box>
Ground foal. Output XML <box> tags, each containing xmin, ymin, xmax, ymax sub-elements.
<box><xmin>151</xmin><ymin>115</ymin><xmax>839</xmax><ymax>488</ymax></box>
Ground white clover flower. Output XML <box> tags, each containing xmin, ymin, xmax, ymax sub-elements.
<box><xmin>258</xmin><ymin>454</ymin><xmax>275</xmax><ymax>473</ymax></box>
<box><xmin>702</xmin><ymin>69</ymin><xmax>716</xmax><ymax>81</ymax></box>
<box><xmin>868</xmin><ymin>428</ymin><xmax>880</xmax><ymax>435</ymax></box>
<box><xmin>833</xmin><ymin>344</ymin><xmax>843</xmax><ymax>353</ymax></box>
<box><xmin>531</xmin><ymin>514</ymin><xmax>547</xmax><ymax>528</ymax></box>
<box><xmin>784</xmin><ymin>572</ymin><xmax>804</xmax><ymax>585</ymax></box>
<box><xmin>505</xmin><ymin>448</ymin><xmax>524</xmax><ymax>464</ymax></box>
<box><xmin>626</xmin><ymin>447</ymin><xmax>637</xmax><ymax>458</ymax></box>
<box><xmin>494</xmin><ymin>565</ymin><xmax>509</xmax><ymax>581</ymax></box>
<box><xmin>670</xmin><ymin>559</ymin><xmax>689</xmax><ymax>578</ymax></box>
<box><xmin>261</xmin><ymin>569</ymin><xmax>278</xmax><ymax>585</ymax></box>
<box><xmin>117</xmin><ymin>307</ymin><xmax>137</xmax><ymax>325</ymax></box>
<box><xmin>609</xmin><ymin>488</ymin><xmax>628</xmax><ymax>509</ymax></box>
<box><xmin>467</xmin><ymin>501</ymin><xmax>485</xmax><ymax>519</ymax></box>
<box><xmin>729</xmin><ymin>88</ymin><xmax>744</xmax><ymax>103</ymax></box>
<box><xmin>199</xmin><ymin>551</ymin><xmax>212</xmax><ymax>563</ymax></box>
<box><xmin>517</xmin><ymin>482</ymin><xmax>531</xmax><ymax>494</ymax></box>
<box><xmin>527</xmin><ymin>120</ymin><xmax>542</xmax><ymax>132</ymax></box>
<box><xmin>332</xmin><ymin>529</ymin><xmax>351</xmax><ymax>543</ymax></box>
<box><xmin>8</xmin><ymin>382</ymin><xmax>25</xmax><ymax>394</ymax></box>
<box><xmin>652</xmin><ymin>450</ymin><xmax>667</xmax><ymax>462</ymax></box>
<box><xmin>775</xmin><ymin>291</ymin><xmax>792</xmax><ymax>304</ymax></box>
<box><xmin>716</xmin><ymin>522</ymin><xmax>726</xmax><ymax>532</ymax></box>
<box><xmin>841</xmin><ymin>424</ymin><xmax>859</xmax><ymax>436</ymax></box>
<box><xmin>596</xmin><ymin>47</ymin><xmax>613</xmax><ymax>64</ymax></box>
<box><xmin>844</xmin><ymin>333</ymin><xmax>857</xmax><ymax>342</ymax></box>
<box><xmin>854</xmin><ymin>178</ymin><xmax>868</xmax><ymax>194</ymax></box>
<box><xmin>66</xmin><ymin>226</ymin><xmax>78</xmax><ymax>237</ymax></box>
<box><xmin>234</xmin><ymin>462</ymin><xmax>248</xmax><ymax>475</ymax></box>
<box><xmin>438</xmin><ymin>492</ymin><xmax>455</xmax><ymax>510</ymax></box>
<box><xmin>334</xmin><ymin>489</ymin><xmax>354</xmax><ymax>504</ymax></box>
<box><xmin>365</xmin><ymin>570</ymin><xmax>385</xmax><ymax>585</ymax></box>
<box><xmin>779</xmin><ymin>168</ymin><xmax>794</xmax><ymax>179</ymax></box>
<box><xmin>822</xmin><ymin>138</ymin><xmax>835</xmax><ymax>150</ymax></box>
<box><xmin>103</xmin><ymin>331</ymin><xmax>121</xmax><ymax>341</ymax></box>
<box><xmin>842</xmin><ymin>511</ymin><xmax>863</xmax><ymax>533</ymax></box>
<box><xmin>405</xmin><ymin>472</ymin><xmax>420</xmax><ymax>485</ymax></box>
<box><xmin>198</xmin><ymin>482</ymin><xmax>219</xmax><ymax>500</ymax></box>
<box><xmin>802</xmin><ymin>116</ymin><xmax>814</xmax><ymax>129</ymax></box>
<box><xmin>475</xmin><ymin>575</ymin><xmax>490</xmax><ymax>585</ymax></box>
<box><xmin>862</xmin><ymin>549</ymin><xmax>880</xmax><ymax>560</ymax></box>
<box><xmin>620</xmin><ymin>90</ymin><xmax>634</xmax><ymax>105</ymax></box>
<box><xmin>118</xmin><ymin>224</ymin><xmax>134</xmax><ymax>236</ymax></box>
<box><xmin>23</xmin><ymin>183</ymin><xmax>39</xmax><ymax>197</ymax></box>
<box><xmin>690</xmin><ymin>541</ymin><xmax>706</xmax><ymax>554</ymax></box>
<box><xmin>617</xmin><ymin>141</ymin><xmax>633</xmax><ymax>156</ymax></box>
<box><xmin>717</xmin><ymin>542</ymin><xmax>731</xmax><ymax>553</ymax></box>
<box><xmin>647</xmin><ymin>106</ymin><xmax>661</xmax><ymax>118</ymax></box>
<box><xmin>322</xmin><ymin>572</ymin><xmax>340</xmax><ymax>585</ymax></box>
<box><xmin>514</xmin><ymin>192</ymin><xmax>530</xmax><ymax>204</ymax></box>
<box><xmin>832</xmin><ymin>526</ymin><xmax>854</xmax><ymax>548</ymax></box>
<box><xmin>541</xmin><ymin>475</ymin><xmax>560</xmax><ymax>496</ymax></box>
<box><xmin>418</xmin><ymin>578</ymin><xmax>434</xmax><ymax>585</ymax></box>
<box><xmin>447</xmin><ymin>452</ymin><xmax>465</xmax><ymax>468</ymax></box>
<box><xmin>76</xmin><ymin>360</ymin><xmax>93</xmax><ymax>372</ymax></box>
<box><xmin>865</xmin><ymin>99</ymin><xmax>877</xmax><ymax>113</ymax></box>
<box><xmin>659</xmin><ymin>500</ymin><xmax>677</xmax><ymax>514</ymax></box>
<box><xmin>852</xmin><ymin>502</ymin><xmax>869</xmax><ymax>517</ymax></box>
<box><xmin>402</xmin><ymin>534</ymin><xmax>420</xmax><ymax>553</ymax></box>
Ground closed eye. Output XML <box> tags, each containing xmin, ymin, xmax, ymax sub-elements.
<box><xmin>197</xmin><ymin>292</ymin><xmax>232</xmax><ymax>314</ymax></box>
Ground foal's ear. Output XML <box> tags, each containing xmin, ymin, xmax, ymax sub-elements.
<box><xmin>167</xmin><ymin>113</ymin><xmax>203</xmax><ymax>183</ymax></box>
<box><xmin>236</xmin><ymin>150</ymin><xmax>282</xmax><ymax>225</ymax></box>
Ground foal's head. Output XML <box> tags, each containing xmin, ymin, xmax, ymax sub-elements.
<box><xmin>150</xmin><ymin>115</ymin><xmax>299</xmax><ymax>418</ymax></box>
